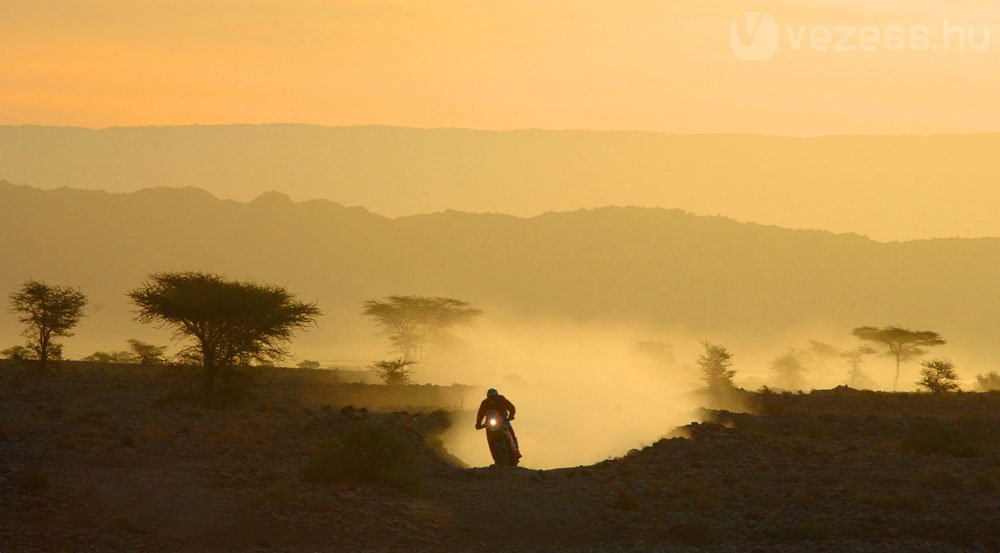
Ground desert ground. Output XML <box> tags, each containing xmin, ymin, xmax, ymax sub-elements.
<box><xmin>2</xmin><ymin>360</ymin><xmax>999</xmax><ymax>553</ymax></box>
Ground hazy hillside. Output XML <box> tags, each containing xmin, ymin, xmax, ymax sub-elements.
<box><xmin>2</xmin><ymin>182</ymin><xmax>999</xmax><ymax>369</ymax></box>
<box><xmin>3</xmin><ymin>125</ymin><xmax>1000</xmax><ymax>241</ymax></box>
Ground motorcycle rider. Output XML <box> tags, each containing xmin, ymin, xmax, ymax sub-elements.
<box><xmin>475</xmin><ymin>388</ymin><xmax>521</xmax><ymax>459</ymax></box>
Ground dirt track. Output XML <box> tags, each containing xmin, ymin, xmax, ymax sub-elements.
<box><xmin>2</xmin><ymin>362</ymin><xmax>1000</xmax><ymax>552</ymax></box>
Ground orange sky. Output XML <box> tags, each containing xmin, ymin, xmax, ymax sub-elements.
<box><xmin>2</xmin><ymin>0</ymin><xmax>998</xmax><ymax>134</ymax></box>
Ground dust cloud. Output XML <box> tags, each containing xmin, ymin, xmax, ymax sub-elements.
<box><xmin>421</xmin><ymin>319</ymin><xmax>707</xmax><ymax>469</ymax></box>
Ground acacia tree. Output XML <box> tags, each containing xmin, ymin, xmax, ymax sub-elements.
<box><xmin>8</xmin><ymin>281</ymin><xmax>88</xmax><ymax>370</ymax></box>
<box><xmin>362</xmin><ymin>295</ymin><xmax>482</xmax><ymax>361</ymax></box>
<box><xmin>852</xmin><ymin>326</ymin><xmax>945</xmax><ymax>391</ymax></box>
<box><xmin>841</xmin><ymin>344</ymin><xmax>876</xmax><ymax>388</ymax></box>
<box><xmin>128</xmin><ymin>272</ymin><xmax>320</xmax><ymax>402</ymax></box>
<box><xmin>698</xmin><ymin>341</ymin><xmax>736</xmax><ymax>390</ymax></box>
<box><xmin>127</xmin><ymin>339</ymin><xmax>168</xmax><ymax>365</ymax></box>
<box><xmin>771</xmin><ymin>351</ymin><xmax>806</xmax><ymax>390</ymax></box>
<box><xmin>1</xmin><ymin>345</ymin><xmax>33</xmax><ymax>361</ymax></box>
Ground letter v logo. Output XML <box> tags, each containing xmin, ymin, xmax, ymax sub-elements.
<box><xmin>730</xmin><ymin>12</ymin><xmax>780</xmax><ymax>61</ymax></box>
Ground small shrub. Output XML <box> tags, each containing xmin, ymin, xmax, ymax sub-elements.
<box><xmin>916</xmin><ymin>359</ymin><xmax>960</xmax><ymax>393</ymax></box>
<box><xmin>301</xmin><ymin>423</ymin><xmax>419</xmax><ymax>490</ymax></box>
<box><xmin>372</xmin><ymin>359</ymin><xmax>415</xmax><ymax>385</ymax></box>
<box><xmin>14</xmin><ymin>467</ymin><xmax>49</xmax><ymax>493</ymax></box>
<box><xmin>901</xmin><ymin>418</ymin><xmax>983</xmax><ymax>457</ymax></box>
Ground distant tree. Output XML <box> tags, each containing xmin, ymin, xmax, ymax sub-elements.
<box><xmin>127</xmin><ymin>339</ymin><xmax>167</xmax><ymax>365</ymax></box>
<box><xmin>841</xmin><ymin>344</ymin><xmax>876</xmax><ymax>388</ymax></box>
<box><xmin>771</xmin><ymin>351</ymin><xmax>806</xmax><ymax>390</ymax></box>
<box><xmin>975</xmin><ymin>371</ymin><xmax>1000</xmax><ymax>392</ymax></box>
<box><xmin>82</xmin><ymin>350</ymin><xmax>138</xmax><ymax>364</ymax></box>
<box><xmin>8</xmin><ymin>281</ymin><xmax>88</xmax><ymax>371</ymax></box>
<box><xmin>1</xmin><ymin>345</ymin><xmax>34</xmax><ymax>361</ymax></box>
<box><xmin>917</xmin><ymin>359</ymin><xmax>960</xmax><ymax>394</ymax></box>
<box><xmin>128</xmin><ymin>272</ymin><xmax>320</xmax><ymax>403</ymax></box>
<box><xmin>297</xmin><ymin>360</ymin><xmax>321</xmax><ymax>370</ymax></box>
<box><xmin>632</xmin><ymin>340</ymin><xmax>676</xmax><ymax>367</ymax></box>
<box><xmin>852</xmin><ymin>326</ymin><xmax>946</xmax><ymax>391</ymax></box>
<box><xmin>799</xmin><ymin>340</ymin><xmax>839</xmax><ymax>377</ymax></box>
<box><xmin>698</xmin><ymin>341</ymin><xmax>736</xmax><ymax>389</ymax></box>
<box><xmin>373</xmin><ymin>358</ymin><xmax>416</xmax><ymax>385</ymax></box>
<box><xmin>362</xmin><ymin>295</ymin><xmax>482</xmax><ymax>361</ymax></box>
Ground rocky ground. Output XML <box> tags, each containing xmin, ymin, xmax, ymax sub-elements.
<box><xmin>2</xmin><ymin>361</ymin><xmax>1000</xmax><ymax>552</ymax></box>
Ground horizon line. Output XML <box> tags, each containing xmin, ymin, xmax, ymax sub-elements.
<box><xmin>3</xmin><ymin>122</ymin><xmax>1000</xmax><ymax>139</ymax></box>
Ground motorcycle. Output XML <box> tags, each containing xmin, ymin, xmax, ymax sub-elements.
<box><xmin>478</xmin><ymin>410</ymin><xmax>519</xmax><ymax>467</ymax></box>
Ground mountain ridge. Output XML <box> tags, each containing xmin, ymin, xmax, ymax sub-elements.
<box><xmin>3</xmin><ymin>125</ymin><xmax>1000</xmax><ymax>241</ymax></box>
<box><xmin>2</xmin><ymin>182</ymin><xmax>999</xmax><ymax>374</ymax></box>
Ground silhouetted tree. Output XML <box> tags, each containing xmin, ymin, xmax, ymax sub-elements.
<box><xmin>698</xmin><ymin>341</ymin><xmax>736</xmax><ymax>389</ymax></box>
<box><xmin>632</xmin><ymin>340</ymin><xmax>676</xmax><ymax>367</ymax></box>
<box><xmin>128</xmin><ymin>272</ymin><xmax>320</xmax><ymax>402</ymax></box>
<box><xmin>917</xmin><ymin>359</ymin><xmax>960</xmax><ymax>393</ymax></box>
<box><xmin>799</xmin><ymin>340</ymin><xmax>839</xmax><ymax>377</ymax></box>
<box><xmin>8</xmin><ymin>281</ymin><xmax>87</xmax><ymax>371</ymax></box>
<box><xmin>127</xmin><ymin>339</ymin><xmax>168</xmax><ymax>365</ymax></box>
<box><xmin>297</xmin><ymin>360</ymin><xmax>321</xmax><ymax>370</ymax></box>
<box><xmin>771</xmin><ymin>351</ymin><xmax>806</xmax><ymax>390</ymax></box>
<box><xmin>975</xmin><ymin>371</ymin><xmax>1000</xmax><ymax>392</ymax></box>
<box><xmin>362</xmin><ymin>296</ymin><xmax>482</xmax><ymax>361</ymax></box>
<box><xmin>373</xmin><ymin>358</ymin><xmax>416</xmax><ymax>385</ymax></box>
<box><xmin>841</xmin><ymin>344</ymin><xmax>876</xmax><ymax>388</ymax></box>
<box><xmin>82</xmin><ymin>350</ymin><xmax>137</xmax><ymax>364</ymax></box>
<box><xmin>852</xmin><ymin>326</ymin><xmax>945</xmax><ymax>391</ymax></box>
<box><xmin>1</xmin><ymin>345</ymin><xmax>33</xmax><ymax>361</ymax></box>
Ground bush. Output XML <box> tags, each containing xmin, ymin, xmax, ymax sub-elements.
<box><xmin>901</xmin><ymin>418</ymin><xmax>984</xmax><ymax>457</ymax></box>
<box><xmin>372</xmin><ymin>359</ymin><xmax>415</xmax><ymax>385</ymax></box>
<box><xmin>301</xmin><ymin>423</ymin><xmax>419</xmax><ymax>490</ymax></box>
<box><xmin>917</xmin><ymin>359</ymin><xmax>960</xmax><ymax>393</ymax></box>
<box><xmin>975</xmin><ymin>371</ymin><xmax>1000</xmax><ymax>392</ymax></box>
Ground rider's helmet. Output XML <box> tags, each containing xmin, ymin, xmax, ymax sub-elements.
<box><xmin>486</xmin><ymin>388</ymin><xmax>499</xmax><ymax>397</ymax></box>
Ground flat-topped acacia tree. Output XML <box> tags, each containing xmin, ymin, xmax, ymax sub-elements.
<box><xmin>128</xmin><ymin>272</ymin><xmax>320</xmax><ymax>403</ymax></box>
<box><xmin>363</xmin><ymin>295</ymin><xmax>482</xmax><ymax>362</ymax></box>
<box><xmin>851</xmin><ymin>326</ymin><xmax>945</xmax><ymax>391</ymax></box>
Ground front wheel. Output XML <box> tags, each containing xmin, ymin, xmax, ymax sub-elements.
<box><xmin>487</xmin><ymin>430</ymin><xmax>517</xmax><ymax>467</ymax></box>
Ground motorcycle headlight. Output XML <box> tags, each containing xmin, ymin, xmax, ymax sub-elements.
<box><xmin>489</xmin><ymin>418</ymin><xmax>497</xmax><ymax>426</ymax></box>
